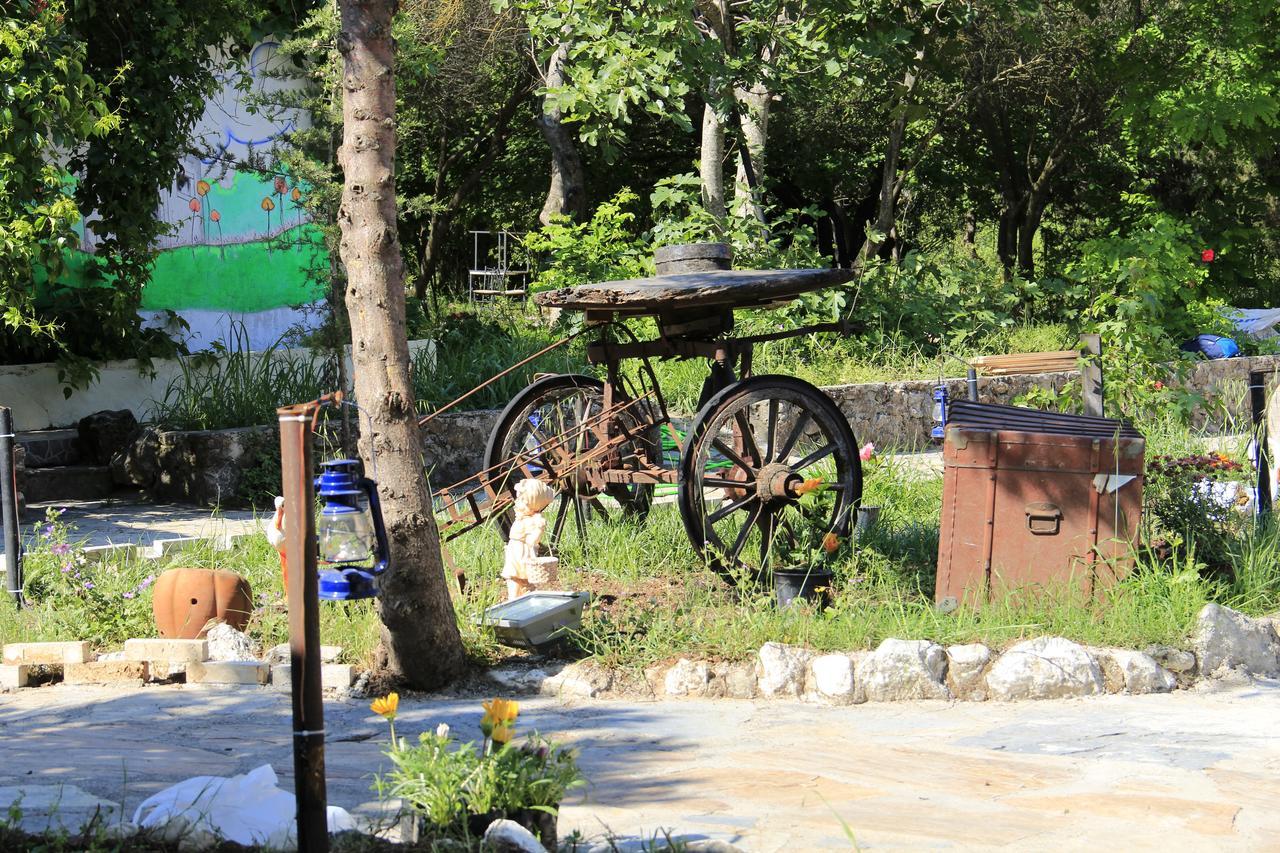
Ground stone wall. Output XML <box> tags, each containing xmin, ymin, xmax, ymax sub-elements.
<box><xmin>421</xmin><ymin>409</ymin><xmax>501</xmax><ymax>487</ymax></box>
<box><xmin>823</xmin><ymin>353</ymin><xmax>1280</xmax><ymax>451</ymax></box>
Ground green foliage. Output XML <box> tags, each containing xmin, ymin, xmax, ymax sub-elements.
<box><xmin>380</xmin><ymin>727</ymin><xmax>583</xmax><ymax>840</ymax></box>
<box><xmin>147</xmin><ymin>322</ymin><xmax>329</xmax><ymax>431</ymax></box>
<box><xmin>0</xmin><ymin>2</ymin><xmax>118</xmax><ymax>354</ymax></box>
<box><xmin>1070</xmin><ymin>209</ymin><xmax>1232</xmax><ymax>419</ymax></box>
<box><xmin>524</xmin><ymin>189</ymin><xmax>652</xmax><ymax>292</ymax></box>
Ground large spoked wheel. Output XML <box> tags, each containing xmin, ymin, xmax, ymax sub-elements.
<box><xmin>678</xmin><ymin>375</ymin><xmax>862</xmax><ymax>581</ymax></box>
<box><xmin>484</xmin><ymin>373</ymin><xmax>658</xmax><ymax>544</ymax></box>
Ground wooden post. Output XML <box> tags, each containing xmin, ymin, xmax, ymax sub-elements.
<box><xmin>1080</xmin><ymin>334</ymin><xmax>1104</xmax><ymax>418</ymax></box>
<box><xmin>278</xmin><ymin>404</ymin><xmax>328</xmax><ymax>852</ymax></box>
<box><xmin>0</xmin><ymin>408</ymin><xmax>21</xmax><ymax>608</ymax></box>
<box><xmin>1250</xmin><ymin>370</ymin><xmax>1272</xmax><ymax>519</ymax></box>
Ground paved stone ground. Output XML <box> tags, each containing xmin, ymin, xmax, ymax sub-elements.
<box><xmin>9</xmin><ymin>498</ymin><xmax>259</xmax><ymax>556</ymax></box>
<box><xmin>2</xmin><ymin>681</ymin><xmax>1279</xmax><ymax>850</ymax></box>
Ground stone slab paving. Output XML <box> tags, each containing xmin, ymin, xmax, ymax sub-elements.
<box><xmin>5</xmin><ymin>499</ymin><xmax>259</xmax><ymax>560</ymax></box>
<box><xmin>1</xmin><ymin>682</ymin><xmax>1279</xmax><ymax>850</ymax></box>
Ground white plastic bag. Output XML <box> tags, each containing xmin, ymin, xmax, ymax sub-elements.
<box><xmin>132</xmin><ymin>764</ymin><xmax>355</xmax><ymax>848</ymax></box>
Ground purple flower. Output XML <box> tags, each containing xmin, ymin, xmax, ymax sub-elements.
<box><xmin>52</xmin><ymin>543</ymin><xmax>70</xmax><ymax>556</ymax></box>
<box><xmin>60</xmin><ymin>564</ymin><xmax>72</xmax><ymax>574</ymax></box>
<box><xmin>122</xmin><ymin>591</ymin><xmax>135</xmax><ymax>600</ymax></box>
<box><xmin>138</xmin><ymin>576</ymin><xmax>154</xmax><ymax>590</ymax></box>
<box><xmin>40</xmin><ymin>525</ymin><xmax>53</xmax><ymax>537</ymax></box>
<box><xmin>83</xmin><ymin>581</ymin><xmax>94</xmax><ymax>590</ymax></box>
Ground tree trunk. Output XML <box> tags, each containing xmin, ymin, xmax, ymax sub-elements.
<box><xmin>962</xmin><ymin>209</ymin><xmax>977</xmax><ymax>256</ymax></box>
<box><xmin>336</xmin><ymin>0</ymin><xmax>467</xmax><ymax>689</ymax></box>
<box><xmin>858</xmin><ymin>61</ymin><xmax>921</xmax><ymax>261</ymax></box>
<box><xmin>699</xmin><ymin>102</ymin><xmax>727</xmax><ymax>220</ymax></box>
<box><xmin>537</xmin><ymin>42</ymin><xmax>587</xmax><ymax>225</ymax></box>
<box><xmin>733</xmin><ymin>83</ymin><xmax>770</xmax><ymax>222</ymax></box>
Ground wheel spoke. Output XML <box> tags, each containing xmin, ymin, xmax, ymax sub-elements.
<box><xmin>550</xmin><ymin>492</ymin><xmax>571</xmax><ymax>544</ymax></box>
<box><xmin>573</xmin><ymin>495</ymin><xmax>588</xmax><ymax>541</ymax></box>
<box><xmin>774</xmin><ymin>411</ymin><xmax>811</xmax><ymax>463</ymax></box>
<box><xmin>794</xmin><ymin>443</ymin><xmax>836</xmax><ymax>472</ymax></box>
<box><xmin>702</xmin><ymin>475</ymin><xmax>756</xmax><ymax>489</ymax></box>
<box><xmin>727</xmin><ymin>501</ymin><xmax>764</xmax><ymax>566</ymax></box>
<box><xmin>708</xmin><ymin>492</ymin><xmax>756</xmax><ymax>525</ymax></box>
<box><xmin>758</xmin><ymin>509</ymin><xmax>776</xmax><ymax>568</ymax></box>
<box><xmin>712</xmin><ymin>437</ymin><xmax>755</xmax><ymax>475</ymax></box>
<box><xmin>765</xmin><ymin>399</ymin><xmax>779</xmax><ymax>463</ymax></box>
<box><xmin>734</xmin><ymin>411</ymin><xmax>763</xmax><ymax>467</ymax></box>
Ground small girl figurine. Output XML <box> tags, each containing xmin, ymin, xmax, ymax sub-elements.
<box><xmin>502</xmin><ymin>479</ymin><xmax>559</xmax><ymax>600</ymax></box>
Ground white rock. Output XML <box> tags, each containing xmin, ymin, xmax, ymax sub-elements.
<box><xmin>482</xmin><ymin>818</ymin><xmax>547</xmax><ymax>853</ymax></box>
<box><xmin>715</xmin><ymin>661</ymin><xmax>758</xmax><ymax>699</ymax></box>
<box><xmin>1092</xmin><ymin>648</ymin><xmax>1176</xmax><ymax>694</ymax></box>
<box><xmin>945</xmin><ymin>643</ymin><xmax>992</xmax><ymax>701</ymax></box>
<box><xmin>756</xmin><ymin>642</ymin><xmax>811</xmax><ymax>697</ymax></box>
<box><xmin>488</xmin><ymin>666</ymin><xmax>551</xmax><ymax>692</ymax></box>
<box><xmin>1192</xmin><ymin>603</ymin><xmax>1280</xmax><ymax>677</ymax></box>
<box><xmin>664</xmin><ymin>658</ymin><xmax>712</xmax><ymax>697</ymax></box>
<box><xmin>540</xmin><ymin>661</ymin><xmax>612</xmax><ymax>698</ymax></box>
<box><xmin>205</xmin><ymin>622</ymin><xmax>258</xmax><ymax>662</ymax></box>
<box><xmin>861</xmin><ymin>639</ymin><xmax>950</xmax><ymax>701</ymax></box>
<box><xmin>1145</xmin><ymin>645</ymin><xmax>1196</xmax><ymax>674</ymax></box>
<box><xmin>809</xmin><ymin>654</ymin><xmax>856</xmax><ymax>703</ymax></box>
<box><xmin>985</xmin><ymin>637</ymin><xmax>1103</xmax><ymax>701</ymax></box>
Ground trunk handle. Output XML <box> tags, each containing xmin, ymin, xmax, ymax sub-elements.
<box><xmin>1025</xmin><ymin>502</ymin><xmax>1062</xmax><ymax>535</ymax></box>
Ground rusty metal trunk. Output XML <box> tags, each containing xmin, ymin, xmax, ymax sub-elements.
<box><xmin>935</xmin><ymin>401</ymin><xmax>1145</xmax><ymax>607</ymax></box>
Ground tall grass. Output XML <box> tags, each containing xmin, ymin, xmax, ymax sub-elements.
<box><xmin>148</xmin><ymin>322</ymin><xmax>329</xmax><ymax>430</ymax></box>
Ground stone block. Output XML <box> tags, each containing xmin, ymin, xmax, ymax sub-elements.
<box><xmin>809</xmin><ymin>654</ymin><xmax>857</xmax><ymax>704</ymax></box>
<box><xmin>0</xmin><ymin>664</ymin><xmax>30</xmax><ymax>690</ymax></box>
<box><xmin>1192</xmin><ymin>603</ymin><xmax>1280</xmax><ymax>677</ymax></box>
<box><xmin>269</xmin><ymin>643</ymin><xmax>343</xmax><ymax>664</ymax></box>
<box><xmin>664</xmin><ymin>658</ymin><xmax>713</xmax><ymax>697</ymax></box>
<box><xmin>862</xmin><ymin>639</ymin><xmax>950</xmax><ymax>701</ymax></box>
<box><xmin>1091</xmin><ymin>648</ymin><xmax>1176</xmax><ymax>694</ymax></box>
<box><xmin>2</xmin><ymin>641</ymin><xmax>89</xmax><ymax>665</ymax></box>
<box><xmin>986</xmin><ymin>637</ymin><xmax>1103</xmax><ymax>701</ymax></box>
<box><xmin>187</xmin><ymin>660</ymin><xmax>268</xmax><ymax>686</ymax></box>
<box><xmin>539</xmin><ymin>661</ymin><xmax>612</xmax><ymax>698</ymax></box>
<box><xmin>269</xmin><ymin>663</ymin><xmax>356</xmax><ymax>692</ymax></box>
<box><xmin>64</xmin><ymin>661</ymin><xmax>149</xmax><ymax>685</ymax></box>
<box><xmin>756</xmin><ymin>642</ymin><xmax>811</xmax><ymax>698</ymax></box>
<box><xmin>124</xmin><ymin>638</ymin><xmax>209</xmax><ymax>663</ymax></box>
<box><xmin>945</xmin><ymin>643</ymin><xmax>993</xmax><ymax>701</ymax></box>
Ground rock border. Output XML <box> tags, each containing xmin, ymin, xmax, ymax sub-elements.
<box><xmin>489</xmin><ymin>603</ymin><xmax>1280</xmax><ymax>704</ymax></box>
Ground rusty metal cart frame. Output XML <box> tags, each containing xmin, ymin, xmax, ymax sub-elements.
<box><xmin>422</xmin><ymin>264</ymin><xmax>865</xmax><ymax>579</ymax></box>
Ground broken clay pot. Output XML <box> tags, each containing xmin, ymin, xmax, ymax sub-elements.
<box><xmin>152</xmin><ymin>568</ymin><xmax>253</xmax><ymax>639</ymax></box>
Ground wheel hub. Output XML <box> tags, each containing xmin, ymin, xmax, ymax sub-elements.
<box><xmin>756</xmin><ymin>462</ymin><xmax>801</xmax><ymax>502</ymax></box>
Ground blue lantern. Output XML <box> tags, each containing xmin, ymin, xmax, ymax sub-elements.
<box><xmin>931</xmin><ymin>385</ymin><xmax>948</xmax><ymax>442</ymax></box>
<box><xmin>314</xmin><ymin>459</ymin><xmax>389</xmax><ymax>601</ymax></box>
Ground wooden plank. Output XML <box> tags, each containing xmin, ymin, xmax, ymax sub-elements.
<box><xmin>970</xmin><ymin>350</ymin><xmax>1080</xmax><ymax>376</ymax></box>
<box><xmin>533</xmin><ymin>268</ymin><xmax>855</xmax><ymax>312</ymax></box>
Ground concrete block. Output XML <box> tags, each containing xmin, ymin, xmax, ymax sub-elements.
<box><xmin>3</xmin><ymin>641</ymin><xmax>90</xmax><ymax>665</ymax></box>
<box><xmin>269</xmin><ymin>643</ymin><xmax>343</xmax><ymax>664</ymax></box>
<box><xmin>64</xmin><ymin>661</ymin><xmax>149</xmax><ymax>685</ymax></box>
<box><xmin>270</xmin><ymin>663</ymin><xmax>356</xmax><ymax>692</ymax></box>
<box><xmin>124</xmin><ymin>638</ymin><xmax>208</xmax><ymax>663</ymax></box>
<box><xmin>187</xmin><ymin>660</ymin><xmax>268</xmax><ymax>685</ymax></box>
<box><xmin>0</xmin><ymin>665</ymin><xmax>30</xmax><ymax>689</ymax></box>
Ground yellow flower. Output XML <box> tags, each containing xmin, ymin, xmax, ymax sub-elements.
<box><xmin>480</xmin><ymin>698</ymin><xmax>519</xmax><ymax>737</ymax></box>
<box><xmin>370</xmin><ymin>692</ymin><xmax>399</xmax><ymax>721</ymax></box>
<box><xmin>822</xmin><ymin>532</ymin><xmax>840</xmax><ymax>554</ymax></box>
<box><xmin>491</xmin><ymin>720</ymin><xmax>515</xmax><ymax>744</ymax></box>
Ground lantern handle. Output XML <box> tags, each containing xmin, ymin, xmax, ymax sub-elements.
<box><xmin>359</xmin><ymin>475</ymin><xmax>390</xmax><ymax>577</ymax></box>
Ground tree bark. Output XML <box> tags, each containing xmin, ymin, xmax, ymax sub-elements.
<box><xmin>699</xmin><ymin>102</ymin><xmax>727</xmax><ymax>220</ymax></box>
<box><xmin>537</xmin><ymin>42</ymin><xmax>587</xmax><ymax>225</ymax></box>
<box><xmin>733</xmin><ymin>83</ymin><xmax>770</xmax><ymax>222</ymax></box>
<box><xmin>336</xmin><ymin>0</ymin><xmax>467</xmax><ymax>689</ymax></box>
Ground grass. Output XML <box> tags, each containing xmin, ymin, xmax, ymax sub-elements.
<box><xmin>5</xmin><ymin>422</ymin><xmax>1277</xmax><ymax>672</ymax></box>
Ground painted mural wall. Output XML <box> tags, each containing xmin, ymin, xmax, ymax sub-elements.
<box><xmin>78</xmin><ymin>39</ymin><xmax>327</xmax><ymax>351</ymax></box>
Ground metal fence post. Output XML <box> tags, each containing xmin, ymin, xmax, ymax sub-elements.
<box><xmin>278</xmin><ymin>404</ymin><xmax>328</xmax><ymax>852</ymax></box>
<box><xmin>0</xmin><ymin>407</ymin><xmax>22</xmax><ymax>608</ymax></box>
<box><xmin>1250</xmin><ymin>370</ymin><xmax>1272</xmax><ymax>519</ymax></box>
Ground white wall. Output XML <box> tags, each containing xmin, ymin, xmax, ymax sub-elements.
<box><xmin>0</xmin><ymin>340</ymin><xmax>433</xmax><ymax>432</ymax></box>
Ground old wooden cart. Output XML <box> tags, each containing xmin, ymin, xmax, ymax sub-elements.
<box><xmin>424</xmin><ymin>253</ymin><xmax>864</xmax><ymax>579</ymax></box>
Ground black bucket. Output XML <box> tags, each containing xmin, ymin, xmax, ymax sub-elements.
<box><xmin>774</xmin><ymin>567</ymin><xmax>834</xmax><ymax>609</ymax></box>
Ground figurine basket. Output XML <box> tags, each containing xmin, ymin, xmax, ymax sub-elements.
<box><xmin>525</xmin><ymin>556</ymin><xmax>559</xmax><ymax>587</ymax></box>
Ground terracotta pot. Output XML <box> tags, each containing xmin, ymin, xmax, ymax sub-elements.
<box><xmin>152</xmin><ymin>568</ymin><xmax>253</xmax><ymax>639</ymax></box>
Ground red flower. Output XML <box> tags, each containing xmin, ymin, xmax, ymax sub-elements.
<box><xmin>1152</xmin><ymin>381</ymin><xmax>1165</xmax><ymax>390</ymax></box>
<box><xmin>1201</xmin><ymin>249</ymin><xmax>1216</xmax><ymax>263</ymax></box>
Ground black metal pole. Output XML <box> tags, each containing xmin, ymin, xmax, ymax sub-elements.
<box><xmin>279</xmin><ymin>404</ymin><xmax>328</xmax><ymax>852</ymax></box>
<box><xmin>966</xmin><ymin>368</ymin><xmax>978</xmax><ymax>402</ymax></box>
<box><xmin>1250</xmin><ymin>371</ymin><xmax>1272</xmax><ymax>519</ymax></box>
<box><xmin>0</xmin><ymin>407</ymin><xmax>22</xmax><ymax>608</ymax></box>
